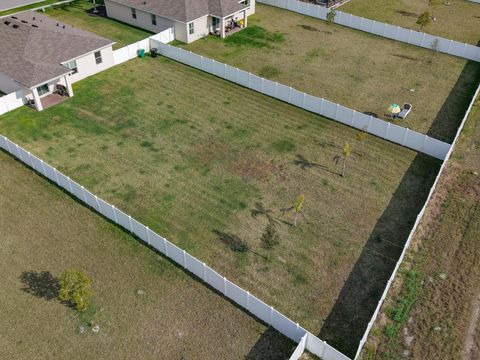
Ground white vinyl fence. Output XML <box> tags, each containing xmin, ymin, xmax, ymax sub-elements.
<box><xmin>113</xmin><ymin>28</ymin><xmax>174</xmax><ymax>65</ymax></box>
<box><xmin>113</xmin><ymin>37</ymin><xmax>151</xmax><ymax>65</ymax></box>
<box><xmin>0</xmin><ymin>135</ymin><xmax>350</xmax><ymax>360</ymax></box>
<box><xmin>257</xmin><ymin>0</ymin><xmax>480</xmax><ymax>62</ymax></box>
<box><xmin>354</xmin><ymin>82</ymin><xmax>480</xmax><ymax>359</ymax></box>
<box><xmin>289</xmin><ymin>334</ymin><xmax>307</xmax><ymax>360</ymax></box>
<box><xmin>149</xmin><ymin>39</ymin><xmax>451</xmax><ymax>160</ymax></box>
<box><xmin>0</xmin><ymin>91</ymin><xmax>26</xmax><ymax>116</ymax></box>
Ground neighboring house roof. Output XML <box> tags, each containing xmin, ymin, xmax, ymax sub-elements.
<box><xmin>109</xmin><ymin>0</ymin><xmax>248</xmax><ymax>23</ymax></box>
<box><xmin>0</xmin><ymin>11</ymin><xmax>114</xmax><ymax>89</ymax></box>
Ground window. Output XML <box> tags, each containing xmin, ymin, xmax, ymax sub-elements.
<box><xmin>188</xmin><ymin>22</ymin><xmax>194</xmax><ymax>35</ymax></box>
<box><xmin>94</xmin><ymin>51</ymin><xmax>102</xmax><ymax>65</ymax></box>
<box><xmin>65</xmin><ymin>59</ymin><xmax>78</xmax><ymax>74</ymax></box>
<box><xmin>212</xmin><ymin>17</ymin><xmax>220</xmax><ymax>28</ymax></box>
<box><xmin>151</xmin><ymin>14</ymin><xmax>156</xmax><ymax>26</ymax></box>
<box><xmin>37</xmin><ymin>84</ymin><xmax>49</xmax><ymax>96</ymax></box>
<box><xmin>131</xmin><ymin>8</ymin><xmax>136</xmax><ymax>19</ymax></box>
<box><xmin>240</xmin><ymin>0</ymin><xmax>250</xmax><ymax>4</ymax></box>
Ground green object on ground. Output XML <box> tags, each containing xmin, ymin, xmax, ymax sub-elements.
<box><xmin>137</xmin><ymin>49</ymin><xmax>145</xmax><ymax>58</ymax></box>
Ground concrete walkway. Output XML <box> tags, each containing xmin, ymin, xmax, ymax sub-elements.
<box><xmin>0</xmin><ymin>0</ymin><xmax>45</xmax><ymax>11</ymax></box>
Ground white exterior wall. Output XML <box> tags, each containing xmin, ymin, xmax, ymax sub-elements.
<box><xmin>186</xmin><ymin>16</ymin><xmax>209</xmax><ymax>43</ymax></box>
<box><xmin>66</xmin><ymin>46</ymin><xmax>115</xmax><ymax>84</ymax></box>
<box><xmin>104</xmin><ymin>0</ymin><xmax>174</xmax><ymax>33</ymax></box>
<box><xmin>0</xmin><ymin>73</ymin><xmax>21</xmax><ymax>94</ymax></box>
<box><xmin>244</xmin><ymin>0</ymin><xmax>256</xmax><ymax>16</ymax></box>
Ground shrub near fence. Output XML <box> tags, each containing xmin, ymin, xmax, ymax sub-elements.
<box><xmin>353</xmin><ymin>82</ymin><xmax>480</xmax><ymax>359</ymax></box>
<box><xmin>0</xmin><ymin>135</ymin><xmax>350</xmax><ymax>360</ymax></box>
<box><xmin>149</xmin><ymin>39</ymin><xmax>451</xmax><ymax>160</ymax></box>
<box><xmin>257</xmin><ymin>0</ymin><xmax>480</xmax><ymax>62</ymax></box>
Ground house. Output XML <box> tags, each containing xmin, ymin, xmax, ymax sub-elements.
<box><xmin>104</xmin><ymin>0</ymin><xmax>256</xmax><ymax>43</ymax></box>
<box><xmin>0</xmin><ymin>11</ymin><xmax>115</xmax><ymax>111</ymax></box>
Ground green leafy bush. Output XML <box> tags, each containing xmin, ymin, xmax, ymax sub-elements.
<box><xmin>59</xmin><ymin>269</ymin><xmax>93</xmax><ymax>312</ymax></box>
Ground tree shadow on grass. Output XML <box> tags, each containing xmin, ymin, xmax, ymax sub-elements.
<box><xmin>19</xmin><ymin>271</ymin><xmax>59</xmax><ymax>301</ymax></box>
<box><xmin>212</xmin><ymin>229</ymin><xmax>250</xmax><ymax>252</ymax></box>
<box><xmin>293</xmin><ymin>154</ymin><xmax>339</xmax><ymax>176</ymax></box>
<box><xmin>246</xmin><ymin>327</ymin><xmax>296</xmax><ymax>360</ymax></box>
<box><xmin>318</xmin><ymin>153</ymin><xmax>441</xmax><ymax>357</ymax></box>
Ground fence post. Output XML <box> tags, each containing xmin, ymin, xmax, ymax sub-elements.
<box><xmin>80</xmin><ymin>185</ymin><xmax>88</xmax><ymax>203</ymax></box>
<box><xmin>202</xmin><ymin>262</ymin><xmax>207</xmax><ymax>281</ymax></box>
<box><xmin>94</xmin><ymin>195</ymin><xmax>100</xmax><ymax>212</ymax></box>
<box><xmin>385</xmin><ymin>122</ymin><xmax>391</xmax><ymax>138</ymax></box>
<box><xmin>274</xmin><ymin>82</ymin><xmax>278</xmax><ymax>97</ymax></box>
<box><xmin>402</xmin><ymin>128</ymin><xmax>409</xmax><ymax>146</ymax></box>
<box><xmin>407</xmin><ymin>29</ymin><xmax>413</xmax><ymax>43</ymax></box>
<box><xmin>128</xmin><ymin>215</ymin><xmax>134</xmax><ymax>232</ymax></box>
<box><xmin>350</xmin><ymin>110</ymin><xmax>356</xmax><ymax>126</ymax></box>
<box><xmin>420</xmin><ymin>135</ymin><xmax>427</xmax><ymax>152</ymax></box>
<box><xmin>246</xmin><ymin>291</ymin><xmax>250</xmax><ymax>310</ymax></box>
<box><xmin>183</xmin><ymin>250</ymin><xmax>187</xmax><ymax>268</ymax></box>
<box><xmin>368</xmin><ymin>115</ymin><xmax>373</xmax><ymax>131</ymax></box>
<box><xmin>269</xmin><ymin>306</ymin><xmax>274</xmax><ymax>324</ymax></box>
<box><xmin>164</xmin><ymin>238</ymin><xmax>169</xmax><ymax>256</ymax></box>
<box><xmin>146</xmin><ymin>226</ymin><xmax>151</xmax><ymax>245</ymax></box>
<box><xmin>223</xmin><ymin>276</ymin><xmax>227</xmax><ymax>295</ymax></box>
<box><xmin>112</xmin><ymin>205</ymin><xmax>118</xmax><ymax>223</ymax></box>
<box><xmin>319</xmin><ymin>98</ymin><xmax>324</xmax><ymax>115</ymax></box>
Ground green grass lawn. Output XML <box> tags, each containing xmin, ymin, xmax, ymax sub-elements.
<box><xmin>41</xmin><ymin>0</ymin><xmax>152</xmax><ymax>49</ymax></box>
<box><xmin>339</xmin><ymin>0</ymin><xmax>480</xmax><ymax>45</ymax></box>
<box><xmin>178</xmin><ymin>4</ymin><xmax>480</xmax><ymax>143</ymax></box>
<box><xmin>0</xmin><ymin>56</ymin><xmax>441</xmax><ymax>356</ymax></box>
<box><xmin>0</xmin><ymin>0</ymin><xmax>60</xmax><ymax>16</ymax></box>
<box><xmin>0</xmin><ymin>151</ymin><xmax>294</xmax><ymax>359</ymax></box>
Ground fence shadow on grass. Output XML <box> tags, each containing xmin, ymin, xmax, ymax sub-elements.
<box><xmin>246</xmin><ymin>327</ymin><xmax>296</xmax><ymax>360</ymax></box>
<box><xmin>318</xmin><ymin>153</ymin><xmax>441</xmax><ymax>357</ymax></box>
<box><xmin>19</xmin><ymin>270</ymin><xmax>59</xmax><ymax>301</ymax></box>
<box><xmin>426</xmin><ymin>58</ymin><xmax>480</xmax><ymax>143</ymax></box>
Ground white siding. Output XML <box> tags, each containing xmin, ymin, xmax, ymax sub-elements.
<box><xmin>104</xmin><ymin>0</ymin><xmax>174</xmax><ymax>32</ymax></box>
<box><xmin>66</xmin><ymin>46</ymin><xmax>115</xmax><ymax>84</ymax></box>
<box><xmin>186</xmin><ymin>16</ymin><xmax>209</xmax><ymax>43</ymax></box>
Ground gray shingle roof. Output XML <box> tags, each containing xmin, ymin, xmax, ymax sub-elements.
<box><xmin>0</xmin><ymin>11</ymin><xmax>114</xmax><ymax>88</ymax></box>
<box><xmin>109</xmin><ymin>0</ymin><xmax>248</xmax><ymax>23</ymax></box>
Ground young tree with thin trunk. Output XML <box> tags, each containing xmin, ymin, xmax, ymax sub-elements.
<box><xmin>281</xmin><ymin>195</ymin><xmax>306</xmax><ymax>227</ymax></box>
<box><xmin>333</xmin><ymin>143</ymin><xmax>352</xmax><ymax>177</ymax></box>
<box><xmin>355</xmin><ymin>128</ymin><xmax>368</xmax><ymax>155</ymax></box>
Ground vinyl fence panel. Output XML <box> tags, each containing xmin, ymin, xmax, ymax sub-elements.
<box><xmin>225</xmin><ymin>279</ymin><xmax>249</xmax><ymax>309</ymax></box>
<box><xmin>184</xmin><ymin>253</ymin><xmax>205</xmax><ymax>280</ymax></box>
<box><xmin>204</xmin><ymin>266</ymin><xmax>225</xmax><ymax>294</ymax></box>
<box><xmin>97</xmin><ymin>198</ymin><xmax>116</xmax><ymax>223</ymax></box>
<box><xmin>113</xmin><ymin>207</ymin><xmax>132</xmax><ymax>231</ymax></box>
<box><xmin>148</xmin><ymin>230</ymin><xmax>167</xmax><ymax>254</ymax></box>
<box><xmin>248</xmin><ymin>295</ymin><xmax>272</xmax><ymax>324</ymax></box>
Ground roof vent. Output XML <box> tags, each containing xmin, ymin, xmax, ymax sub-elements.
<box><xmin>33</xmin><ymin>16</ymin><xmax>36</xmax><ymax>20</ymax></box>
<box><xmin>62</xmin><ymin>25</ymin><xmax>65</xmax><ymax>29</ymax></box>
<box><xmin>56</xmin><ymin>23</ymin><xmax>59</xmax><ymax>26</ymax></box>
<box><xmin>12</xmin><ymin>24</ymin><xmax>19</xmax><ymax>28</ymax></box>
<box><xmin>21</xmin><ymin>20</ymin><xmax>28</xmax><ymax>23</ymax></box>
<box><xmin>4</xmin><ymin>21</ymin><xmax>11</xmax><ymax>25</ymax></box>
<box><xmin>31</xmin><ymin>24</ymin><xmax>38</xmax><ymax>28</ymax></box>
<box><xmin>11</xmin><ymin>16</ymin><xmax>17</xmax><ymax>19</ymax></box>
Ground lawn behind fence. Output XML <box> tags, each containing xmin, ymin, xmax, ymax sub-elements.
<box><xmin>339</xmin><ymin>0</ymin><xmax>480</xmax><ymax>46</ymax></box>
<box><xmin>179</xmin><ymin>4</ymin><xmax>480</xmax><ymax>143</ymax></box>
<box><xmin>0</xmin><ymin>151</ymin><xmax>295</xmax><ymax>360</ymax></box>
<box><xmin>41</xmin><ymin>0</ymin><xmax>152</xmax><ymax>49</ymax></box>
<box><xmin>0</xmin><ymin>56</ymin><xmax>441</xmax><ymax>357</ymax></box>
